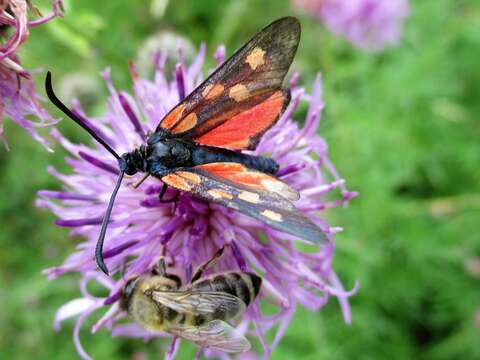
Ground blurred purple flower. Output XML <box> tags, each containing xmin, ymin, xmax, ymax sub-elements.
<box><xmin>38</xmin><ymin>44</ymin><xmax>358</xmax><ymax>359</ymax></box>
<box><xmin>293</xmin><ymin>0</ymin><xmax>409</xmax><ymax>52</ymax></box>
<box><xmin>0</xmin><ymin>0</ymin><xmax>64</xmax><ymax>149</ymax></box>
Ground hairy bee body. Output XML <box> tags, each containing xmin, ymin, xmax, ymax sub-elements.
<box><xmin>191</xmin><ymin>272</ymin><xmax>262</xmax><ymax>313</ymax></box>
<box><xmin>121</xmin><ymin>271</ymin><xmax>262</xmax><ymax>333</ymax></box>
<box><xmin>120</xmin><ymin>275</ymin><xmax>180</xmax><ymax>332</ymax></box>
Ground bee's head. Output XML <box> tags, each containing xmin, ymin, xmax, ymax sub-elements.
<box><xmin>120</xmin><ymin>276</ymin><xmax>140</xmax><ymax>311</ymax></box>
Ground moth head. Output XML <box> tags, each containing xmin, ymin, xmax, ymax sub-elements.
<box><xmin>120</xmin><ymin>150</ymin><xmax>144</xmax><ymax>175</ymax></box>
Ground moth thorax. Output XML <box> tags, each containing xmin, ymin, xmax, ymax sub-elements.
<box><xmin>149</xmin><ymin>140</ymin><xmax>190</xmax><ymax>167</ymax></box>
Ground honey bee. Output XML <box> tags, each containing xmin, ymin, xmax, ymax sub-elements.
<box><xmin>120</xmin><ymin>247</ymin><xmax>262</xmax><ymax>352</ymax></box>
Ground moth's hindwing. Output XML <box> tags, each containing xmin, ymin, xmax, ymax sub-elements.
<box><xmin>161</xmin><ymin>163</ymin><xmax>327</xmax><ymax>244</ymax></box>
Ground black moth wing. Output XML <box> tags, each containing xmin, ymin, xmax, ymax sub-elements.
<box><xmin>155</xmin><ymin>17</ymin><xmax>300</xmax><ymax>145</ymax></box>
<box><xmin>161</xmin><ymin>165</ymin><xmax>328</xmax><ymax>245</ymax></box>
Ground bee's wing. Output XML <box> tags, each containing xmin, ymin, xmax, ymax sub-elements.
<box><xmin>168</xmin><ymin>319</ymin><xmax>251</xmax><ymax>353</ymax></box>
<box><xmin>151</xmin><ymin>290</ymin><xmax>246</xmax><ymax>318</ymax></box>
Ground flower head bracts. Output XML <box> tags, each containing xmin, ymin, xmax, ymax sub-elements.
<box><xmin>39</xmin><ymin>45</ymin><xmax>358</xmax><ymax>359</ymax></box>
<box><xmin>0</xmin><ymin>59</ymin><xmax>58</xmax><ymax>149</ymax></box>
<box><xmin>0</xmin><ymin>0</ymin><xmax>64</xmax><ymax>67</ymax></box>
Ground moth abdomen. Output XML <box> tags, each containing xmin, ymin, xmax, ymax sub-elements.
<box><xmin>191</xmin><ymin>145</ymin><xmax>279</xmax><ymax>175</ymax></box>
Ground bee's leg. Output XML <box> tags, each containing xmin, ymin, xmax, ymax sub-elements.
<box><xmin>158</xmin><ymin>183</ymin><xmax>179</xmax><ymax>203</ymax></box>
<box><xmin>120</xmin><ymin>259</ymin><xmax>127</xmax><ymax>280</ymax></box>
<box><xmin>151</xmin><ymin>257</ymin><xmax>167</xmax><ymax>276</ymax></box>
<box><xmin>191</xmin><ymin>246</ymin><xmax>225</xmax><ymax>283</ymax></box>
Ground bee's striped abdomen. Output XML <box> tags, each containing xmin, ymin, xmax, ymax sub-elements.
<box><xmin>192</xmin><ymin>272</ymin><xmax>262</xmax><ymax>307</ymax></box>
<box><xmin>162</xmin><ymin>306</ymin><xmax>179</xmax><ymax>322</ymax></box>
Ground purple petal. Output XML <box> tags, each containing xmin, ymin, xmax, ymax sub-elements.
<box><xmin>175</xmin><ymin>63</ymin><xmax>186</xmax><ymax>101</ymax></box>
<box><xmin>165</xmin><ymin>337</ymin><xmax>180</xmax><ymax>360</ymax></box>
<box><xmin>78</xmin><ymin>151</ymin><xmax>119</xmax><ymax>175</ymax></box>
<box><xmin>74</xmin><ymin>305</ymin><xmax>98</xmax><ymax>360</ymax></box>
<box><xmin>38</xmin><ymin>191</ymin><xmax>96</xmax><ymax>201</ymax></box>
<box><xmin>104</xmin><ymin>290</ymin><xmax>122</xmax><ymax>305</ymax></box>
<box><xmin>118</xmin><ymin>92</ymin><xmax>146</xmax><ymax>140</ymax></box>
<box><xmin>103</xmin><ymin>240</ymin><xmax>139</xmax><ymax>259</ymax></box>
<box><xmin>231</xmin><ymin>241</ymin><xmax>248</xmax><ymax>271</ymax></box>
<box><xmin>54</xmin><ymin>298</ymin><xmax>96</xmax><ymax>331</ymax></box>
<box><xmin>71</xmin><ymin>107</ymin><xmax>117</xmax><ymax>148</ymax></box>
<box><xmin>55</xmin><ymin>217</ymin><xmax>103</xmax><ymax>227</ymax></box>
<box><xmin>214</xmin><ymin>45</ymin><xmax>226</xmax><ymax>65</ymax></box>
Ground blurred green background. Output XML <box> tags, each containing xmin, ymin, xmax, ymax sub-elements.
<box><xmin>1</xmin><ymin>0</ymin><xmax>479</xmax><ymax>359</ymax></box>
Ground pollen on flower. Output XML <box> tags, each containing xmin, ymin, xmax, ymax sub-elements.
<box><xmin>39</xmin><ymin>44</ymin><xmax>358</xmax><ymax>360</ymax></box>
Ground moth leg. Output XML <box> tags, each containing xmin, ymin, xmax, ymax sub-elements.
<box><xmin>158</xmin><ymin>183</ymin><xmax>180</xmax><ymax>203</ymax></box>
<box><xmin>150</xmin><ymin>163</ymin><xmax>169</xmax><ymax>177</ymax></box>
<box><xmin>191</xmin><ymin>246</ymin><xmax>225</xmax><ymax>283</ymax></box>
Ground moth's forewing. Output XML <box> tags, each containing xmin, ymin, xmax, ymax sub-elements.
<box><xmin>156</xmin><ymin>17</ymin><xmax>300</xmax><ymax>150</ymax></box>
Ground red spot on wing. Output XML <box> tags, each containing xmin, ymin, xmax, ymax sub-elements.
<box><xmin>197</xmin><ymin>163</ymin><xmax>269</xmax><ymax>190</ymax></box>
<box><xmin>194</xmin><ymin>91</ymin><xmax>286</xmax><ymax>150</ymax></box>
<box><xmin>162</xmin><ymin>173</ymin><xmax>193</xmax><ymax>192</ymax></box>
<box><xmin>173</xmin><ymin>112</ymin><xmax>198</xmax><ymax>133</ymax></box>
<box><xmin>197</xmin><ymin>163</ymin><xmax>299</xmax><ymax>201</ymax></box>
<box><xmin>160</xmin><ymin>103</ymin><xmax>186</xmax><ymax>130</ymax></box>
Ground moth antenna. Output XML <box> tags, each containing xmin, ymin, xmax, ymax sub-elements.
<box><xmin>95</xmin><ymin>170</ymin><xmax>125</xmax><ymax>275</ymax></box>
<box><xmin>45</xmin><ymin>71</ymin><xmax>121</xmax><ymax>160</ymax></box>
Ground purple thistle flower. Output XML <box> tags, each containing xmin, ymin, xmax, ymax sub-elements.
<box><xmin>0</xmin><ymin>0</ymin><xmax>64</xmax><ymax>149</ymax></box>
<box><xmin>293</xmin><ymin>0</ymin><xmax>410</xmax><ymax>52</ymax></box>
<box><xmin>39</xmin><ymin>44</ymin><xmax>358</xmax><ymax>359</ymax></box>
